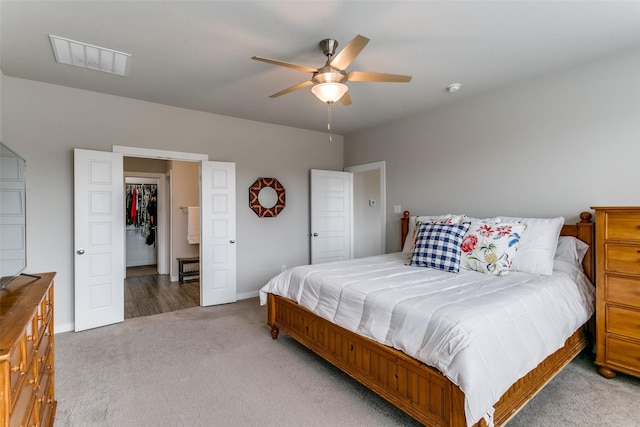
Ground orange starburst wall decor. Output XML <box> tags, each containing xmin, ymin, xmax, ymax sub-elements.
<box><xmin>249</xmin><ymin>177</ymin><xmax>286</xmax><ymax>217</ymax></box>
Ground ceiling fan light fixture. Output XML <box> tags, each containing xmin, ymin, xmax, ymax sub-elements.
<box><xmin>311</xmin><ymin>82</ymin><xmax>348</xmax><ymax>104</ymax></box>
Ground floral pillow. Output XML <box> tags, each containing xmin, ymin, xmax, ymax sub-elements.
<box><xmin>460</xmin><ymin>220</ymin><xmax>525</xmax><ymax>276</ymax></box>
<box><xmin>410</xmin><ymin>222</ymin><xmax>471</xmax><ymax>273</ymax></box>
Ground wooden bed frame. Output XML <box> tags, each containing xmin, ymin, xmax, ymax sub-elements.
<box><xmin>267</xmin><ymin>211</ymin><xmax>595</xmax><ymax>426</ymax></box>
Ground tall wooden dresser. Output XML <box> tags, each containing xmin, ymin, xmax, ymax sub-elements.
<box><xmin>0</xmin><ymin>272</ymin><xmax>56</xmax><ymax>427</ymax></box>
<box><xmin>592</xmin><ymin>207</ymin><xmax>640</xmax><ymax>379</ymax></box>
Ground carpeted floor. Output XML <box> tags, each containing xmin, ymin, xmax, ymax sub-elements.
<box><xmin>54</xmin><ymin>298</ymin><xmax>640</xmax><ymax>427</ymax></box>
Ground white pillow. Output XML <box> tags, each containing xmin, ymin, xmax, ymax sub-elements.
<box><xmin>402</xmin><ymin>214</ymin><xmax>464</xmax><ymax>257</ymax></box>
<box><xmin>554</xmin><ymin>236</ymin><xmax>589</xmax><ymax>265</ymax></box>
<box><xmin>498</xmin><ymin>216</ymin><xmax>564</xmax><ymax>275</ymax></box>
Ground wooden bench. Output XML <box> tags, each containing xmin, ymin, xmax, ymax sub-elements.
<box><xmin>177</xmin><ymin>257</ymin><xmax>199</xmax><ymax>283</ymax></box>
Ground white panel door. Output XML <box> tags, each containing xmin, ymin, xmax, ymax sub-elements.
<box><xmin>200</xmin><ymin>161</ymin><xmax>236</xmax><ymax>306</ymax></box>
<box><xmin>74</xmin><ymin>149</ymin><xmax>124</xmax><ymax>331</ymax></box>
<box><xmin>310</xmin><ymin>169</ymin><xmax>352</xmax><ymax>264</ymax></box>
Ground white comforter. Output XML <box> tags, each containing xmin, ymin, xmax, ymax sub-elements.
<box><xmin>259</xmin><ymin>253</ymin><xmax>595</xmax><ymax>426</ymax></box>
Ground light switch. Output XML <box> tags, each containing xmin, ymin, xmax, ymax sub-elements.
<box><xmin>369</xmin><ymin>199</ymin><xmax>376</xmax><ymax>207</ymax></box>
<box><xmin>394</xmin><ymin>205</ymin><xmax>402</xmax><ymax>214</ymax></box>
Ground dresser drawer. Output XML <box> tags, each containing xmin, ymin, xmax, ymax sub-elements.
<box><xmin>605</xmin><ymin>244</ymin><xmax>640</xmax><ymax>275</ymax></box>
<box><xmin>10</xmin><ymin>365</ymin><xmax>35</xmax><ymax>427</ymax></box>
<box><xmin>605</xmin><ymin>212</ymin><xmax>640</xmax><ymax>242</ymax></box>
<box><xmin>8</xmin><ymin>340</ymin><xmax>25</xmax><ymax>403</ymax></box>
<box><xmin>606</xmin><ymin>274</ymin><xmax>640</xmax><ymax>307</ymax></box>
<box><xmin>606</xmin><ymin>305</ymin><xmax>640</xmax><ymax>340</ymax></box>
<box><xmin>37</xmin><ymin>322</ymin><xmax>52</xmax><ymax>365</ymax></box>
<box><xmin>605</xmin><ymin>335</ymin><xmax>640</xmax><ymax>374</ymax></box>
<box><xmin>36</xmin><ymin>351</ymin><xmax>54</xmax><ymax>426</ymax></box>
<box><xmin>24</xmin><ymin>320</ymin><xmax>36</xmax><ymax>364</ymax></box>
<box><xmin>39</xmin><ymin>379</ymin><xmax>56</xmax><ymax>427</ymax></box>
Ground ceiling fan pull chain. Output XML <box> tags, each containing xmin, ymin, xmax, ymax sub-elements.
<box><xmin>327</xmin><ymin>102</ymin><xmax>333</xmax><ymax>142</ymax></box>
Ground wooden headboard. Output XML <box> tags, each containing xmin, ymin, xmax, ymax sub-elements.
<box><xmin>401</xmin><ymin>211</ymin><xmax>595</xmax><ymax>283</ymax></box>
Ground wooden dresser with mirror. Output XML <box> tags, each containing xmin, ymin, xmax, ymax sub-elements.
<box><xmin>0</xmin><ymin>272</ymin><xmax>56</xmax><ymax>427</ymax></box>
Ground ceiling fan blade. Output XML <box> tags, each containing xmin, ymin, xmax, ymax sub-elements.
<box><xmin>269</xmin><ymin>80</ymin><xmax>314</xmax><ymax>98</ymax></box>
<box><xmin>251</xmin><ymin>56</ymin><xmax>317</xmax><ymax>73</ymax></box>
<box><xmin>329</xmin><ymin>34</ymin><xmax>369</xmax><ymax>71</ymax></box>
<box><xmin>347</xmin><ymin>71</ymin><xmax>412</xmax><ymax>83</ymax></box>
<box><xmin>340</xmin><ymin>91</ymin><xmax>352</xmax><ymax>106</ymax></box>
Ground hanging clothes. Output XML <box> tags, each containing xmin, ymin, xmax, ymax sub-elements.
<box><xmin>146</xmin><ymin>193</ymin><xmax>157</xmax><ymax>246</ymax></box>
<box><xmin>130</xmin><ymin>186</ymin><xmax>137</xmax><ymax>225</ymax></box>
<box><xmin>125</xmin><ymin>184</ymin><xmax>157</xmax><ymax>244</ymax></box>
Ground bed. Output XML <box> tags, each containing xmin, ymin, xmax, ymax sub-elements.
<box><xmin>260</xmin><ymin>211</ymin><xmax>595</xmax><ymax>427</ymax></box>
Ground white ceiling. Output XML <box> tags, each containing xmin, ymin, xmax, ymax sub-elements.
<box><xmin>2</xmin><ymin>1</ymin><xmax>639</xmax><ymax>135</ymax></box>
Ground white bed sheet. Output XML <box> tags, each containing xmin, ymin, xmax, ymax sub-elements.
<box><xmin>259</xmin><ymin>253</ymin><xmax>595</xmax><ymax>426</ymax></box>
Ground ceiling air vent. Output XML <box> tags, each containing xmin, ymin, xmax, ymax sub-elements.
<box><xmin>49</xmin><ymin>35</ymin><xmax>131</xmax><ymax>76</ymax></box>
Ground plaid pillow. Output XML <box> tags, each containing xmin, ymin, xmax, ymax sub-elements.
<box><xmin>410</xmin><ymin>222</ymin><xmax>471</xmax><ymax>272</ymax></box>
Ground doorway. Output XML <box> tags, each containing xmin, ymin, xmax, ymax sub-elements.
<box><xmin>123</xmin><ymin>158</ymin><xmax>200</xmax><ymax>318</ymax></box>
<box><xmin>345</xmin><ymin>161</ymin><xmax>386</xmax><ymax>258</ymax></box>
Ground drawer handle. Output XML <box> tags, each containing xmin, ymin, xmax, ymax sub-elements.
<box><xmin>10</xmin><ymin>361</ymin><xmax>25</xmax><ymax>373</ymax></box>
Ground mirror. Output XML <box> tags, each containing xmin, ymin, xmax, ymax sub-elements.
<box><xmin>257</xmin><ymin>186</ymin><xmax>278</xmax><ymax>209</ymax></box>
<box><xmin>249</xmin><ymin>177</ymin><xmax>285</xmax><ymax>217</ymax></box>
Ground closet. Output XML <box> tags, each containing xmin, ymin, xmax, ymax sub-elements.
<box><xmin>126</xmin><ymin>180</ymin><xmax>158</xmax><ymax>270</ymax></box>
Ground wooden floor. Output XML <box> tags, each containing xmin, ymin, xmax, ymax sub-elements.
<box><xmin>125</xmin><ymin>268</ymin><xmax>200</xmax><ymax>319</ymax></box>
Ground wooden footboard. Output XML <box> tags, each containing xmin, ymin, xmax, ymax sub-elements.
<box><xmin>268</xmin><ymin>293</ymin><xmax>589</xmax><ymax>427</ymax></box>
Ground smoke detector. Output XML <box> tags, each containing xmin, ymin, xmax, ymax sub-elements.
<box><xmin>447</xmin><ymin>83</ymin><xmax>462</xmax><ymax>93</ymax></box>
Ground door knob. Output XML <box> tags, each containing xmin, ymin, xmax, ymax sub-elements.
<box><xmin>230</xmin><ymin>240</ymin><xmax>236</xmax><ymax>244</ymax></box>
<box><xmin>312</xmin><ymin>233</ymin><xmax>318</xmax><ymax>237</ymax></box>
<box><xmin>76</xmin><ymin>249</ymin><xmax>85</xmax><ymax>255</ymax></box>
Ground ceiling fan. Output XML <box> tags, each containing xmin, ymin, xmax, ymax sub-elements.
<box><xmin>251</xmin><ymin>34</ymin><xmax>412</xmax><ymax>105</ymax></box>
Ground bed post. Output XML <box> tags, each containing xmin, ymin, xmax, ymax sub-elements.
<box><xmin>401</xmin><ymin>210</ymin><xmax>410</xmax><ymax>247</ymax></box>
<box><xmin>267</xmin><ymin>293</ymin><xmax>279</xmax><ymax>339</ymax></box>
<box><xmin>576</xmin><ymin>211</ymin><xmax>594</xmax><ymax>283</ymax></box>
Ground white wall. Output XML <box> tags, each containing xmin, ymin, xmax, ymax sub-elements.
<box><xmin>2</xmin><ymin>76</ymin><xmax>343</xmax><ymax>332</ymax></box>
<box><xmin>344</xmin><ymin>49</ymin><xmax>640</xmax><ymax>253</ymax></box>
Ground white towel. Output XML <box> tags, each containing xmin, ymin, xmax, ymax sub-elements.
<box><xmin>187</xmin><ymin>207</ymin><xmax>200</xmax><ymax>244</ymax></box>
